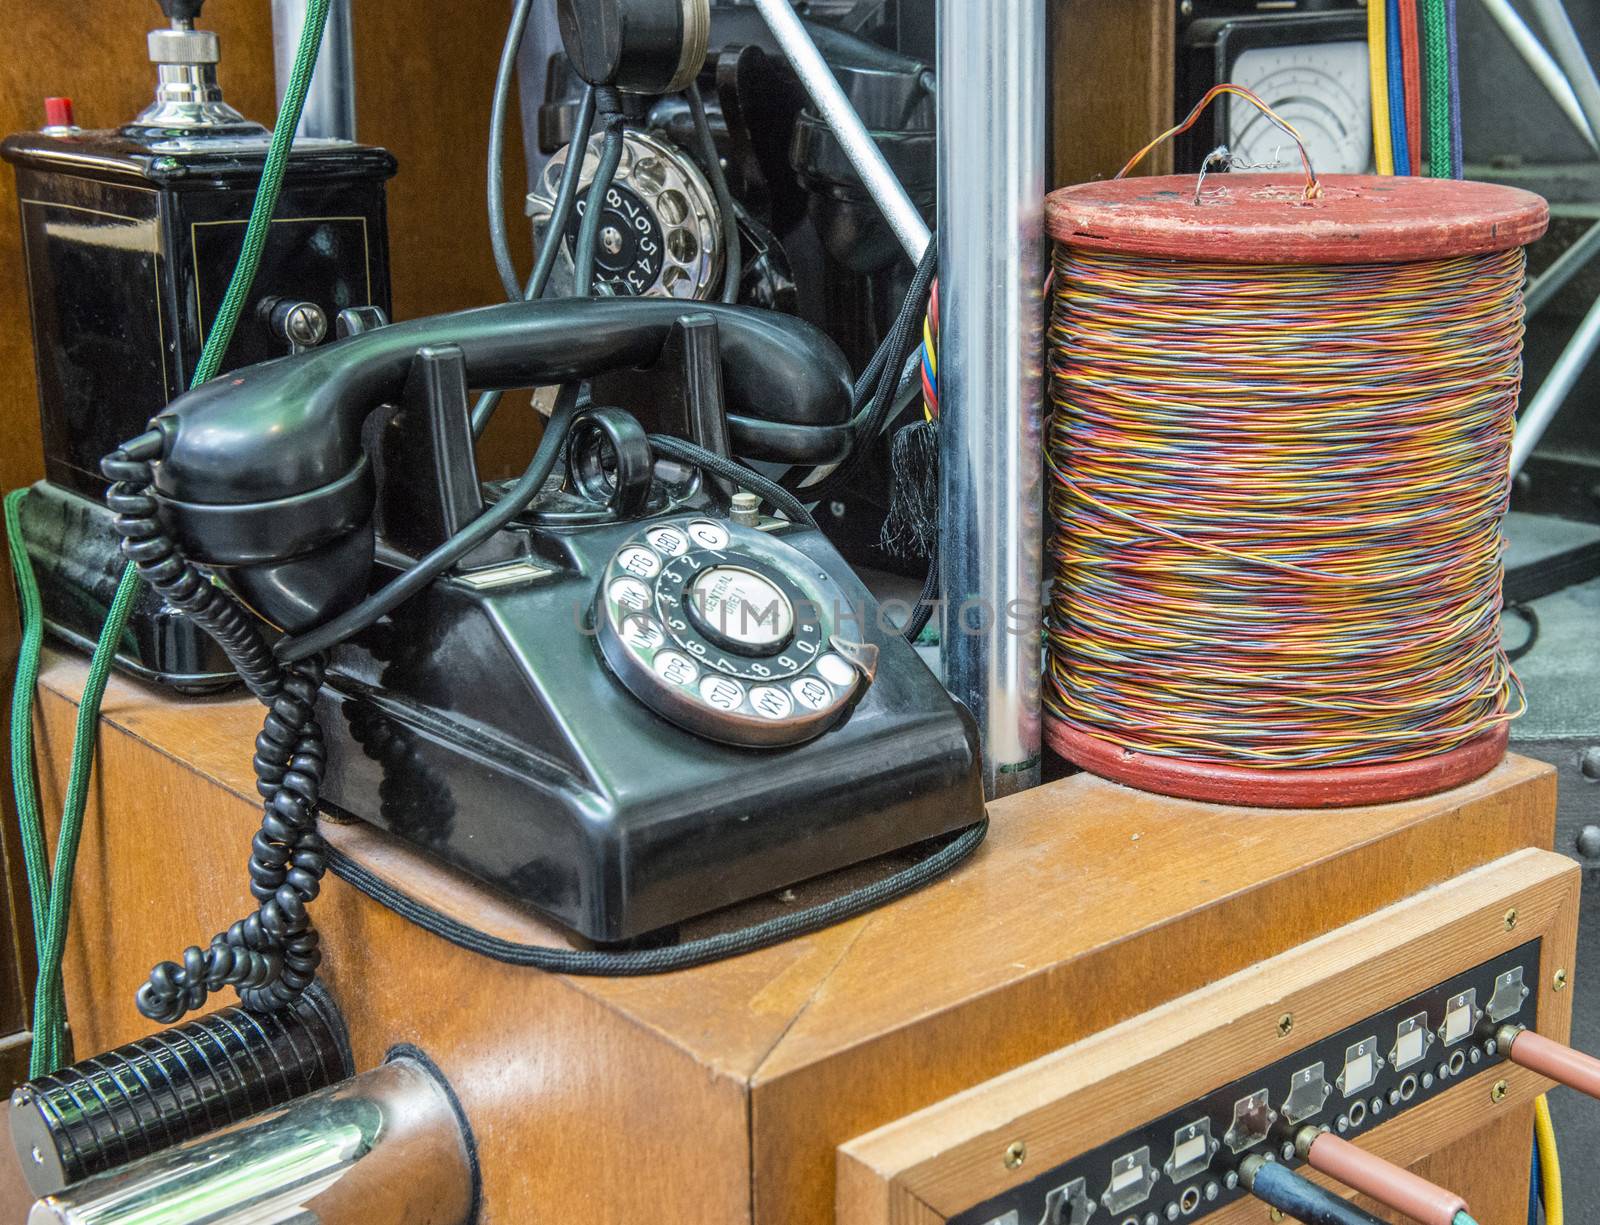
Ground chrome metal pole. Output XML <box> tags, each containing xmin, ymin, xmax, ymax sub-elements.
<box><xmin>1525</xmin><ymin>218</ymin><xmax>1600</xmax><ymax>316</ymax></box>
<box><xmin>1526</xmin><ymin>0</ymin><xmax>1600</xmax><ymax>155</ymax></box>
<box><xmin>1478</xmin><ymin>0</ymin><xmax>1598</xmax><ymax>152</ymax></box>
<box><xmin>936</xmin><ymin>0</ymin><xmax>1047</xmax><ymax>797</ymax></box>
<box><xmin>747</xmin><ymin>0</ymin><xmax>930</xmax><ymax>262</ymax></box>
<box><xmin>272</xmin><ymin>0</ymin><xmax>357</xmax><ymax>141</ymax></box>
<box><xmin>28</xmin><ymin>1059</ymin><xmax>474</xmax><ymax>1225</ymax></box>
<box><xmin>1510</xmin><ymin>288</ymin><xmax>1600</xmax><ymax>477</ymax></box>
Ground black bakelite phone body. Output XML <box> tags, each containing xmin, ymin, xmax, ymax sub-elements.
<box><xmin>140</xmin><ymin>297</ymin><xmax>982</xmax><ymax>942</ymax></box>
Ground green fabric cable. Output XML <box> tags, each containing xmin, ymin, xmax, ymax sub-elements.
<box><xmin>4</xmin><ymin>491</ymin><xmax>53</xmax><ymax>1069</ymax></box>
<box><xmin>6</xmin><ymin>0</ymin><xmax>333</xmax><ymax>1076</ymax></box>
<box><xmin>1422</xmin><ymin>0</ymin><xmax>1453</xmax><ymax>177</ymax></box>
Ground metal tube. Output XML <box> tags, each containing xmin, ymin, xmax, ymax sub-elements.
<box><xmin>1510</xmin><ymin>284</ymin><xmax>1600</xmax><ymax>476</ymax></box>
<box><xmin>272</xmin><ymin>0</ymin><xmax>357</xmax><ymax>141</ymax></box>
<box><xmin>1525</xmin><ymin>218</ymin><xmax>1600</xmax><ymax>316</ymax></box>
<box><xmin>1526</xmin><ymin>0</ymin><xmax>1600</xmax><ymax>154</ymax></box>
<box><xmin>1477</xmin><ymin>0</ymin><xmax>1598</xmax><ymax>152</ymax></box>
<box><xmin>28</xmin><ymin>1059</ymin><xmax>474</xmax><ymax>1225</ymax></box>
<box><xmin>936</xmin><ymin>0</ymin><xmax>1046</xmax><ymax>797</ymax></box>
<box><xmin>747</xmin><ymin>0</ymin><xmax>930</xmax><ymax>262</ymax></box>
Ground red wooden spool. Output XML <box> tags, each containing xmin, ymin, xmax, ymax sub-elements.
<box><xmin>1042</xmin><ymin>173</ymin><xmax>1548</xmax><ymax>808</ymax></box>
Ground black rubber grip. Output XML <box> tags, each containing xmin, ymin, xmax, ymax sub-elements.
<box><xmin>9</xmin><ymin>986</ymin><xmax>350</xmax><ymax>1197</ymax></box>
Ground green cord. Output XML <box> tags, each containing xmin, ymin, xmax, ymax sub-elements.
<box><xmin>5</xmin><ymin>0</ymin><xmax>332</xmax><ymax>1075</ymax></box>
<box><xmin>1422</xmin><ymin>0</ymin><xmax>1452</xmax><ymax>177</ymax></box>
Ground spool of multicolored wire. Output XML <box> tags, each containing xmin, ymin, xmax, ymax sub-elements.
<box><xmin>1040</xmin><ymin>98</ymin><xmax>1548</xmax><ymax>807</ymax></box>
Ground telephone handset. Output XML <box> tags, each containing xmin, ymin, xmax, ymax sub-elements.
<box><xmin>147</xmin><ymin>296</ymin><xmax>856</xmax><ymax>634</ymax></box>
<box><xmin>115</xmin><ymin>296</ymin><xmax>981</xmax><ymax>946</ymax></box>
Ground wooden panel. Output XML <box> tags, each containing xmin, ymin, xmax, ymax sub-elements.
<box><xmin>1052</xmin><ymin>0</ymin><xmax>1174</xmax><ymax>188</ymax></box>
<box><xmin>27</xmin><ymin>651</ymin><xmax>1562</xmax><ymax>1223</ymax></box>
<box><xmin>838</xmin><ymin>849</ymin><xmax>1579</xmax><ymax>1224</ymax></box>
<box><xmin>746</xmin><ymin>758</ymin><xmax>1555</xmax><ymax>1223</ymax></box>
<box><xmin>1394</xmin><ymin>1105</ymin><xmax>1532</xmax><ymax>1225</ymax></box>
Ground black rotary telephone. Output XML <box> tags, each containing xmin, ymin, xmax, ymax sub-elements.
<box><xmin>111</xmin><ymin>296</ymin><xmax>980</xmax><ymax>989</ymax></box>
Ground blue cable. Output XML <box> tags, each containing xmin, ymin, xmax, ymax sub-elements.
<box><xmin>1530</xmin><ymin>1126</ymin><xmax>1543</xmax><ymax>1225</ymax></box>
<box><xmin>1386</xmin><ymin>0</ymin><xmax>1411</xmax><ymax>173</ymax></box>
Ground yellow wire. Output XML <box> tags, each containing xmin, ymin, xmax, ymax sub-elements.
<box><xmin>1535</xmin><ymin>1094</ymin><xmax>1564</xmax><ymax>1225</ymax></box>
<box><xmin>1369</xmin><ymin>0</ymin><xmax>1396</xmax><ymax>174</ymax></box>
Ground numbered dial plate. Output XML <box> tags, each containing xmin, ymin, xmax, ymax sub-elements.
<box><xmin>595</xmin><ymin>517</ymin><xmax>869</xmax><ymax>746</ymax></box>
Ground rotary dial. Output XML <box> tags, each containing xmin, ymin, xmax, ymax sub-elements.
<box><xmin>595</xmin><ymin>517</ymin><xmax>872</xmax><ymax>747</ymax></box>
<box><xmin>531</xmin><ymin>127</ymin><xmax>724</xmax><ymax>300</ymax></box>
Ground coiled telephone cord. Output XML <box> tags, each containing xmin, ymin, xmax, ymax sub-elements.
<box><xmin>101</xmin><ymin>438</ymin><xmax>329</xmax><ymax>1024</ymax></box>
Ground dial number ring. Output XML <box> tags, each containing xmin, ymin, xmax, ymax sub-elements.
<box><xmin>595</xmin><ymin>517</ymin><xmax>867</xmax><ymax>747</ymax></box>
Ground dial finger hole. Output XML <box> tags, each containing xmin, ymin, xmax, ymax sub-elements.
<box><xmin>646</xmin><ymin>526</ymin><xmax>689</xmax><ymax>557</ymax></box>
<box><xmin>608</xmin><ymin>577</ymin><xmax>652</xmax><ymax>612</ymax></box>
<box><xmin>632</xmin><ymin>156</ymin><xmax>666</xmax><ymax>194</ymax></box>
<box><xmin>790</xmin><ymin>676</ymin><xmax>834</xmax><ymax>711</ymax></box>
<box><xmin>668</xmin><ymin>227</ymin><xmax>699</xmax><ymax>264</ymax></box>
<box><xmin>622</xmin><ymin>616</ymin><xmax>665</xmax><ymax>652</ymax></box>
<box><xmin>616</xmin><ymin>546</ymin><xmax>660</xmax><ymax>578</ymax></box>
<box><xmin>749</xmin><ymin>686</ymin><xmax>794</xmax><ymax>720</ymax></box>
<box><xmin>699</xmin><ymin>675</ymin><xmax>745</xmax><ymax>711</ymax></box>
<box><xmin>652</xmin><ymin>651</ymin><xmax>699</xmax><ymax>687</ymax></box>
<box><xmin>657</xmin><ymin>188</ymin><xmax>689</xmax><ymax>226</ymax></box>
<box><xmin>686</xmin><ymin>520</ymin><xmax>729</xmax><ymax>550</ymax></box>
<box><xmin>661</xmin><ymin>265</ymin><xmax>691</xmax><ymax>296</ymax></box>
<box><xmin>816</xmin><ymin>653</ymin><xmax>857</xmax><ymax>688</ymax></box>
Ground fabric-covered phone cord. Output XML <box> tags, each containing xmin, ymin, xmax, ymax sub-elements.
<box><xmin>6</xmin><ymin>0</ymin><xmax>336</xmax><ymax>1064</ymax></box>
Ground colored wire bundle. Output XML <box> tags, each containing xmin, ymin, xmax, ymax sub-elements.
<box><xmin>1044</xmin><ymin>245</ymin><xmax>1529</xmax><ymax>769</ymax></box>
<box><xmin>1370</xmin><ymin>0</ymin><xmax>1463</xmax><ymax>177</ymax></box>
<box><xmin>1121</xmin><ymin>84</ymin><xmax>1322</xmax><ymax>201</ymax></box>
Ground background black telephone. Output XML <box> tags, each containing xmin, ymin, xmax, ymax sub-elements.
<box><xmin>105</xmin><ymin>295</ymin><xmax>980</xmax><ymax>1019</ymax></box>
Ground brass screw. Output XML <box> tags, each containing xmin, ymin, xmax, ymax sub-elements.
<box><xmin>1504</xmin><ymin>908</ymin><xmax>1518</xmax><ymax>931</ymax></box>
<box><xmin>1554</xmin><ymin>969</ymin><xmax>1569</xmax><ymax>992</ymax></box>
<box><xmin>1278</xmin><ymin>1013</ymin><xmax>1294</xmax><ymax>1038</ymax></box>
<box><xmin>1491</xmin><ymin>1079</ymin><xmax>1509</xmax><ymax>1104</ymax></box>
<box><xmin>1004</xmin><ymin>1140</ymin><xmax>1026</xmax><ymax>1170</ymax></box>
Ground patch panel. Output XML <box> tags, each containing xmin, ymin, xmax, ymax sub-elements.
<box><xmin>960</xmin><ymin>943</ymin><xmax>1539</xmax><ymax>1225</ymax></box>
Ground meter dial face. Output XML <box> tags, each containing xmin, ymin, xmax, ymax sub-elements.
<box><xmin>530</xmin><ymin>128</ymin><xmax>723</xmax><ymax>300</ymax></box>
<box><xmin>595</xmin><ymin>517</ymin><xmax>871</xmax><ymax>747</ymax></box>
<box><xmin>1228</xmin><ymin>41</ymin><xmax>1372</xmax><ymax>175</ymax></box>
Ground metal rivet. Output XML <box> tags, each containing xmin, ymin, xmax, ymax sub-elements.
<box><xmin>1004</xmin><ymin>1140</ymin><xmax>1026</xmax><ymax>1169</ymax></box>
<box><xmin>1278</xmin><ymin>1013</ymin><xmax>1294</xmax><ymax>1038</ymax></box>
<box><xmin>1504</xmin><ymin>908</ymin><xmax>1518</xmax><ymax>931</ymax></box>
<box><xmin>1491</xmin><ymin>1080</ymin><xmax>1509</xmax><ymax>1104</ymax></box>
<box><xmin>1554</xmin><ymin>969</ymin><xmax>1569</xmax><ymax>992</ymax></box>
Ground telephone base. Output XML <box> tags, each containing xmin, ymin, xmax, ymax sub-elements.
<box><xmin>314</xmin><ymin>517</ymin><xmax>984</xmax><ymax>943</ymax></box>
<box><xmin>13</xmin><ymin>482</ymin><xmax>237</xmax><ymax>694</ymax></box>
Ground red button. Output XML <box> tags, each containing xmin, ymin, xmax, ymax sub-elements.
<box><xmin>44</xmin><ymin>97</ymin><xmax>75</xmax><ymax>129</ymax></box>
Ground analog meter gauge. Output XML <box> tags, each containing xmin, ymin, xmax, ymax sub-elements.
<box><xmin>1229</xmin><ymin>41</ymin><xmax>1372</xmax><ymax>175</ymax></box>
<box><xmin>1176</xmin><ymin>9</ymin><xmax>1373</xmax><ymax>176</ymax></box>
